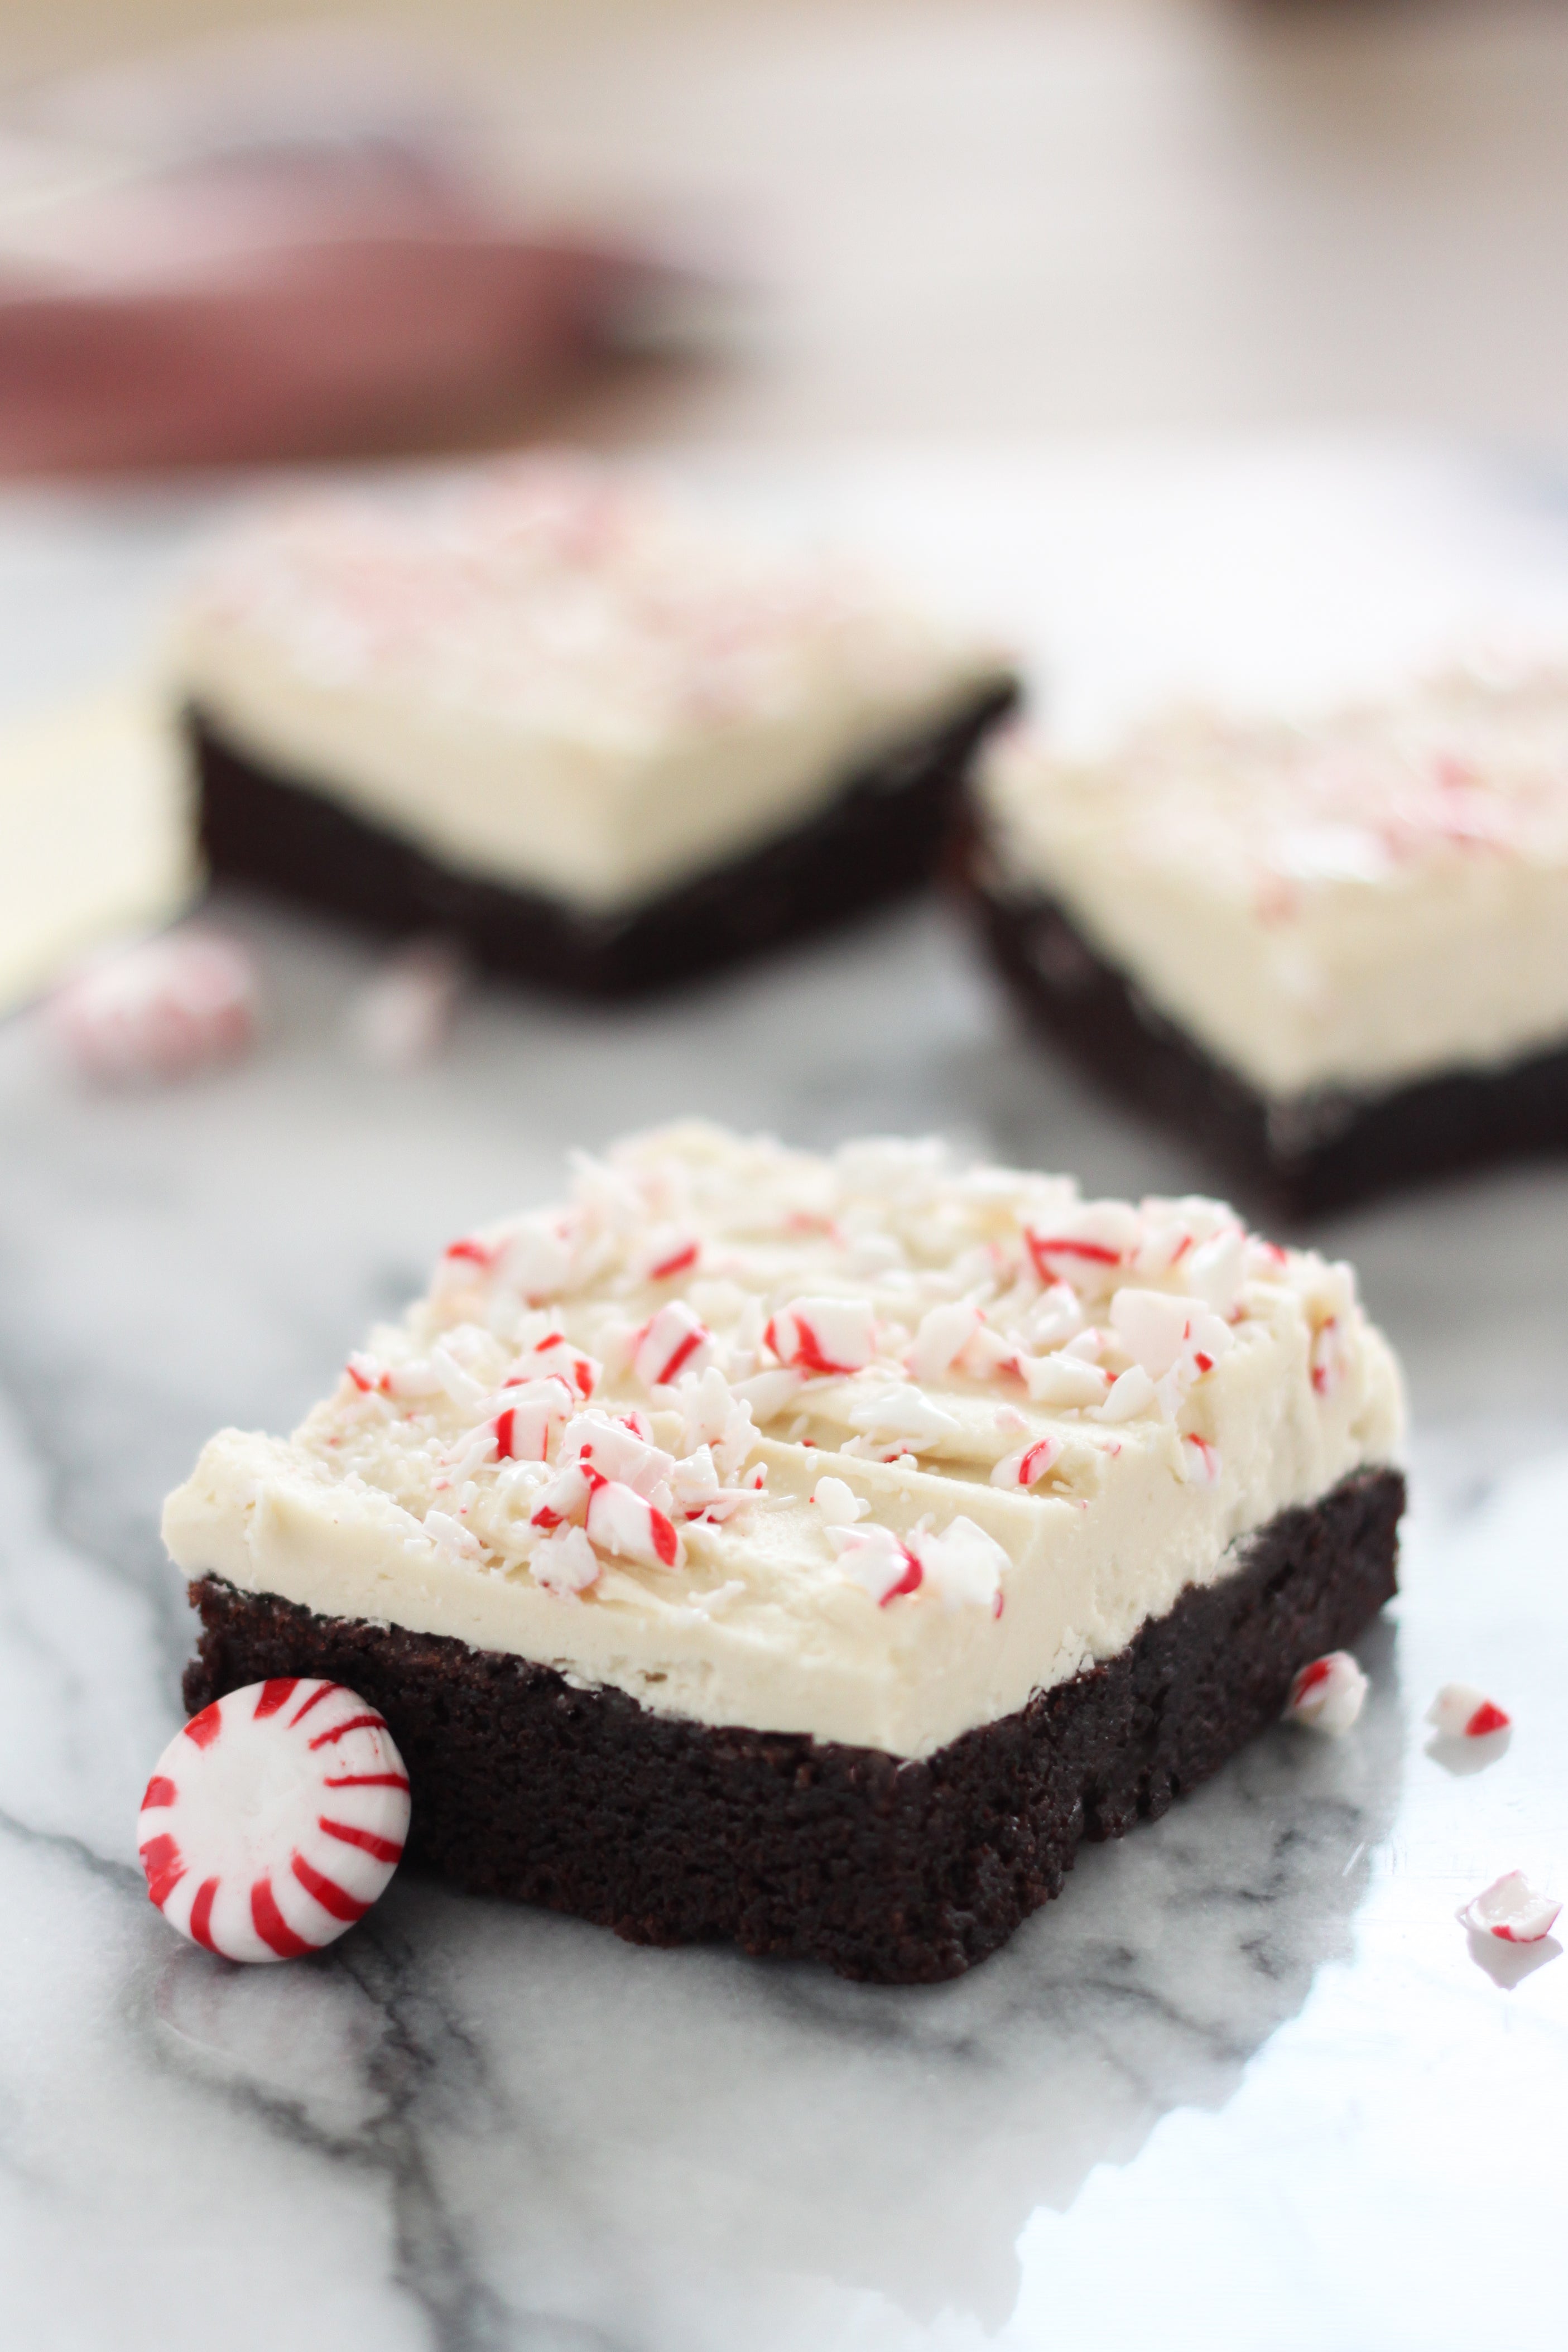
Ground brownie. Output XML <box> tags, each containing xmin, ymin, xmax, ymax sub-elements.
<box><xmin>968</xmin><ymin>872</ymin><xmax>1568</xmax><ymax>1218</ymax></box>
<box><xmin>190</xmin><ymin>680</ymin><xmax>1018</xmax><ymax>998</ymax></box>
<box><xmin>182</xmin><ymin>1465</ymin><xmax>1403</xmax><ymax>1985</ymax></box>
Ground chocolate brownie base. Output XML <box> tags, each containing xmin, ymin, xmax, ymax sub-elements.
<box><xmin>181</xmin><ymin>1464</ymin><xmax>1402</xmax><ymax>1983</ymax></box>
<box><xmin>188</xmin><ymin>681</ymin><xmax>1017</xmax><ymax>998</ymax></box>
<box><xmin>969</xmin><ymin>870</ymin><xmax>1568</xmax><ymax>1218</ymax></box>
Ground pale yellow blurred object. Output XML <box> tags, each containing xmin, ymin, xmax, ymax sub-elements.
<box><xmin>0</xmin><ymin>686</ymin><xmax>199</xmax><ymax>1013</ymax></box>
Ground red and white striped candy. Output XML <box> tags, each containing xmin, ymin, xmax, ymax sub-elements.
<box><xmin>1427</xmin><ymin>1683</ymin><xmax>1512</xmax><ymax>1740</ymax></box>
<box><xmin>764</xmin><ymin>1298</ymin><xmax>877</xmax><ymax>1377</ymax></box>
<box><xmin>829</xmin><ymin>1521</ymin><xmax>923</xmax><ymax>1605</ymax></box>
<box><xmin>137</xmin><ymin>1680</ymin><xmax>410</xmax><ymax>1963</ymax></box>
<box><xmin>989</xmin><ymin>1435</ymin><xmax>1062</xmax><ymax>1489</ymax></box>
<box><xmin>51</xmin><ymin>929</ymin><xmax>258</xmax><ymax>1085</ymax></box>
<box><xmin>586</xmin><ymin>1475</ymin><xmax>683</xmax><ymax>1569</ymax></box>
<box><xmin>632</xmin><ymin>1301</ymin><xmax>714</xmax><ymax>1388</ymax></box>
<box><xmin>1283</xmin><ymin>1651</ymin><xmax>1368</xmax><ymax>1734</ymax></box>
<box><xmin>1459</xmin><ymin>1871</ymin><xmax>1561</xmax><ymax>1946</ymax></box>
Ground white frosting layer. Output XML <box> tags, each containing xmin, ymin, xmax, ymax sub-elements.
<box><xmin>174</xmin><ymin>458</ymin><xmax>1007</xmax><ymax>912</ymax></box>
<box><xmin>977</xmin><ymin>665</ymin><xmax>1568</xmax><ymax>1096</ymax></box>
<box><xmin>163</xmin><ymin>1124</ymin><xmax>1403</xmax><ymax>1758</ymax></box>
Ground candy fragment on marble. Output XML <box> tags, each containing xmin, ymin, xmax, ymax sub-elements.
<box><xmin>344</xmin><ymin>936</ymin><xmax>466</xmax><ymax>1071</ymax></box>
<box><xmin>51</xmin><ymin>929</ymin><xmax>258</xmax><ymax>1085</ymax></box>
<box><xmin>137</xmin><ymin>1679</ymin><xmax>409</xmax><ymax>1963</ymax></box>
<box><xmin>1283</xmin><ymin>1650</ymin><xmax>1369</xmax><ymax>1734</ymax></box>
<box><xmin>1427</xmin><ymin>1684</ymin><xmax>1513</xmax><ymax>1739</ymax></box>
<box><xmin>1459</xmin><ymin>1871</ymin><xmax>1561</xmax><ymax>1945</ymax></box>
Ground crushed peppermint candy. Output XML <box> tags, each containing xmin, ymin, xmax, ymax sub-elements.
<box><xmin>1093</xmin><ymin>1366</ymin><xmax>1160</xmax><ymax>1423</ymax></box>
<box><xmin>811</xmin><ymin>1475</ymin><xmax>870</xmax><ymax>1526</ymax></box>
<box><xmin>916</xmin><ymin>1517</ymin><xmax>1009</xmax><ymax>1614</ymax></box>
<box><xmin>1181</xmin><ymin>1434</ymin><xmax>1222</xmax><ymax>1486</ymax></box>
<box><xmin>1459</xmin><ymin>1872</ymin><xmax>1562</xmax><ymax>1945</ymax></box>
<box><xmin>909</xmin><ymin>1301</ymin><xmax>986</xmax><ymax>1382</ymax></box>
<box><xmin>425</xmin><ymin>1509</ymin><xmax>483</xmax><ymax>1563</ymax></box>
<box><xmin>183</xmin><ymin>456</ymin><xmax>995</xmax><ymax>756</ymax></box>
<box><xmin>765</xmin><ymin>1298</ymin><xmax>878</xmax><ymax>1375</ymax></box>
<box><xmin>51</xmin><ymin>929</ymin><xmax>258</xmax><ymax>1085</ymax></box>
<box><xmin>532</xmin><ymin>1524</ymin><xmax>602</xmax><ymax>1598</ymax></box>
<box><xmin>489</xmin><ymin>1378</ymin><xmax>576</xmax><ymax>1465</ymax></box>
<box><xmin>846</xmin><ymin>1384</ymin><xmax>961</xmax><ymax>1448</ymax></box>
<box><xmin>345</xmin><ymin>936</ymin><xmax>466</xmax><ymax>1070</ymax></box>
<box><xmin>1427</xmin><ymin>1684</ymin><xmax>1512</xmax><ymax>1740</ymax></box>
<box><xmin>1026</xmin><ymin>1205</ymin><xmax>1139</xmax><ymax>1287</ymax></box>
<box><xmin>990</xmin><ymin>1435</ymin><xmax>1062</xmax><ymax>1489</ymax></box>
<box><xmin>276</xmin><ymin>1123</ymin><xmax>1390</xmax><ymax>1636</ymax></box>
<box><xmin>634</xmin><ymin>1231</ymin><xmax>703</xmax><ymax>1284</ymax></box>
<box><xmin>826</xmin><ymin>1513</ymin><xmax>1008</xmax><ymax>1615</ymax></box>
<box><xmin>586</xmin><ymin>1476</ymin><xmax>682</xmax><ymax>1570</ymax></box>
<box><xmin>981</xmin><ymin>665</ymin><xmax>1568</xmax><ymax>921</ymax></box>
<box><xmin>1283</xmin><ymin>1651</ymin><xmax>1368</xmax><ymax>1734</ymax></box>
<box><xmin>829</xmin><ymin>1521</ymin><xmax>924</xmax><ymax>1605</ymax></box>
<box><xmin>1020</xmin><ymin>1353</ymin><xmax>1108</xmax><ymax>1410</ymax></box>
<box><xmin>633</xmin><ymin>1301</ymin><xmax>714</xmax><ymax>1389</ymax></box>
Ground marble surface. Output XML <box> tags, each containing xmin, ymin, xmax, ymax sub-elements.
<box><xmin>2</xmin><ymin>443</ymin><xmax>1567</xmax><ymax>2351</ymax></box>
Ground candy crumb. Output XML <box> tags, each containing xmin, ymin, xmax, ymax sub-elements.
<box><xmin>1426</xmin><ymin>1683</ymin><xmax>1512</xmax><ymax>1740</ymax></box>
<box><xmin>50</xmin><ymin>928</ymin><xmax>258</xmax><ymax>1085</ymax></box>
<box><xmin>1459</xmin><ymin>1871</ymin><xmax>1562</xmax><ymax>1945</ymax></box>
<box><xmin>1283</xmin><ymin>1650</ymin><xmax>1368</xmax><ymax>1735</ymax></box>
<box><xmin>345</xmin><ymin>937</ymin><xmax>467</xmax><ymax>1071</ymax></box>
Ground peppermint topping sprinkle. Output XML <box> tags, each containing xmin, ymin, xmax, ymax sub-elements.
<box><xmin>1460</xmin><ymin>1872</ymin><xmax>1561</xmax><ymax>1946</ymax></box>
<box><xmin>1427</xmin><ymin>1684</ymin><xmax>1513</xmax><ymax>1740</ymax></box>
<box><xmin>1283</xmin><ymin>1651</ymin><xmax>1368</xmax><ymax>1734</ymax></box>
<box><xmin>293</xmin><ymin>1124</ymin><xmax>1385</xmax><ymax>1628</ymax></box>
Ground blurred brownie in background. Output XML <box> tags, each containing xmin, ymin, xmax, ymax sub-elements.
<box><xmin>965</xmin><ymin>668</ymin><xmax>1568</xmax><ymax>1214</ymax></box>
<box><xmin>177</xmin><ymin>456</ymin><xmax>1015</xmax><ymax>994</ymax></box>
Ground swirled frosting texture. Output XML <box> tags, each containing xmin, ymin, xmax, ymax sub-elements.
<box><xmin>977</xmin><ymin>665</ymin><xmax>1568</xmax><ymax>1096</ymax></box>
<box><xmin>163</xmin><ymin>1124</ymin><xmax>1403</xmax><ymax>1756</ymax></box>
<box><xmin>175</xmin><ymin>456</ymin><xmax>1007</xmax><ymax>911</ymax></box>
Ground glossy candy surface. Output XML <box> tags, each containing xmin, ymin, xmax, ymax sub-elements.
<box><xmin>137</xmin><ymin>1678</ymin><xmax>410</xmax><ymax>1962</ymax></box>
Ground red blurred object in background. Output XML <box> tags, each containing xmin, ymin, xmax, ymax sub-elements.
<box><xmin>0</xmin><ymin>30</ymin><xmax>704</xmax><ymax>473</ymax></box>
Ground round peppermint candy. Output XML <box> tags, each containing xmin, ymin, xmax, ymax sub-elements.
<box><xmin>137</xmin><ymin>1680</ymin><xmax>410</xmax><ymax>1963</ymax></box>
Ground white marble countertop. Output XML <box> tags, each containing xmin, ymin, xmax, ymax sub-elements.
<box><xmin>2</xmin><ymin>443</ymin><xmax>1566</xmax><ymax>2351</ymax></box>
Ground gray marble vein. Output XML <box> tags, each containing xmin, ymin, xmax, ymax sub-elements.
<box><xmin>3</xmin><ymin>446</ymin><xmax>1567</xmax><ymax>2351</ymax></box>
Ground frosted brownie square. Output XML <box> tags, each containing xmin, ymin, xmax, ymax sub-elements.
<box><xmin>967</xmin><ymin>668</ymin><xmax>1568</xmax><ymax>1212</ymax></box>
<box><xmin>166</xmin><ymin>1123</ymin><xmax>1405</xmax><ymax>1981</ymax></box>
<box><xmin>175</xmin><ymin>457</ymin><xmax>1015</xmax><ymax>994</ymax></box>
